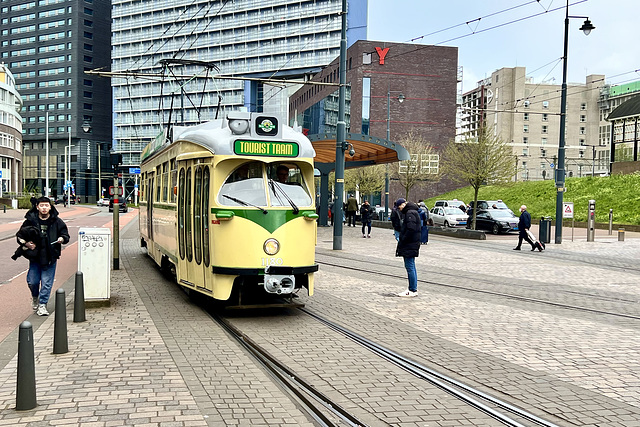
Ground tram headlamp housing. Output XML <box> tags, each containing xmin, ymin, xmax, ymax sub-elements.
<box><xmin>227</xmin><ymin>111</ymin><xmax>251</xmax><ymax>135</ymax></box>
<box><xmin>263</xmin><ymin>238</ymin><xmax>280</xmax><ymax>255</ymax></box>
<box><xmin>229</xmin><ymin>119</ymin><xmax>250</xmax><ymax>135</ymax></box>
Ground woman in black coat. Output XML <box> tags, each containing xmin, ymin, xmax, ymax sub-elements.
<box><xmin>395</xmin><ymin>200</ymin><xmax>421</xmax><ymax>297</ymax></box>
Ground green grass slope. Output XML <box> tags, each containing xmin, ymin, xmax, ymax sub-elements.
<box><xmin>424</xmin><ymin>173</ymin><xmax>640</xmax><ymax>225</ymax></box>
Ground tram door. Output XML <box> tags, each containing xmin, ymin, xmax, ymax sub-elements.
<box><xmin>177</xmin><ymin>162</ymin><xmax>212</xmax><ymax>293</ymax></box>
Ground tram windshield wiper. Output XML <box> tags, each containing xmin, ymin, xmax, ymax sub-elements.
<box><xmin>222</xmin><ymin>195</ymin><xmax>268</xmax><ymax>214</ymax></box>
<box><xmin>269</xmin><ymin>179</ymin><xmax>299</xmax><ymax>214</ymax></box>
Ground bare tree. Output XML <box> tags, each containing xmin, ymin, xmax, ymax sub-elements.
<box><xmin>441</xmin><ymin>125</ymin><xmax>514</xmax><ymax>229</ymax></box>
<box><xmin>391</xmin><ymin>130</ymin><xmax>439</xmax><ymax>198</ymax></box>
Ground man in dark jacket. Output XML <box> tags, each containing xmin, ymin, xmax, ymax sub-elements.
<box><xmin>514</xmin><ymin>204</ymin><xmax>535</xmax><ymax>251</ymax></box>
<box><xmin>360</xmin><ymin>200</ymin><xmax>373</xmax><ymax>238</ymax></box>
<box><xmin>396</xmin><ymin>200</ymin><xmax>421</xmax><ymax>297</ymax></box>
<box><xmin>345</xmin><ymin>195</ymin><xmax>358</xmax><ymax>227</ymax></box>
<box><xmin>18</xmin><ymin>196</ymin><xmax>70</xmax><ymax>316</ymax></box>
<box><xmin>390</xmin><ymin>198</ymin><xmax>405</xmax><ymax>241</ymax></box>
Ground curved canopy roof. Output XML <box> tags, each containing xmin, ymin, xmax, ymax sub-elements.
<box><xmin>607</xmin><ymin>95</ymin><xmax>640</xmax><ymax>121</ymax></box>
<box><xmin>308</xmin><ymin>132</ymin><xmax>410</xmax><ymax>167</ymax></box>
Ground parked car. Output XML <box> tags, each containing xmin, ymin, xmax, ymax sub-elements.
<box><xmin>429</xmin><ymin>206</ymin><xmax>468</xmax><ymax>227</ymax></box>
<box><xmin>97</xmin><ymin>197</ymin><xmax>110</xmax><ymax>207</ymax></box>
<box><xmin>470</xmin><ymin>209</ymin><xmax>519</xmax><ymax>234</ymax></box>
<box><xmin>468</xmin><ymin>200</ymin><xmax>513</xmax><ymax>217</ymax></box>
<box><xmin>434</xmin><ymin>199</ymin><xmax>467</xmax><ymax>212</ymax></box>
<box><xmin>108</xmin><ymin>197</ymin><xmax>128</xmax><ymax>213</ymax></box>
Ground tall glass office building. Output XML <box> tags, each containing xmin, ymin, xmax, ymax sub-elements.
<box><xmin>111</xmin><ymin>0</ymin><xmax>368</xmax><ymax>167</ymax></box>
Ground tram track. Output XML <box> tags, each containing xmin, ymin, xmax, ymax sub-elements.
<box><xmin>210</xmin><ymin>312</ymin><xmax>368</xmax><ymax>427</ymax></box>
<box><xmin>300</xmin><ymin>307</ymin><xmax>562</xmax><ymax>427</ymax></box>
<box><xmin>212</xmin><ymin>305</ymin><xmax>566</xmax><ymax>427</ymax></box>
<box><xmin>315</xmin><ymin>253</ymin><xmax>640</xmax><ymax>322</ymax></box>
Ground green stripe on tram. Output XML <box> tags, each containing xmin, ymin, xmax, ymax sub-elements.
<box><xmin>211</xmin><ymin>208</ymin><xmax>314</xmax><ymax>233</ymax></box>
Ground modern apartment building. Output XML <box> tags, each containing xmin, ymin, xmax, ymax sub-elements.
<box><xmin>460</xmin><ymin>67</ymin><xmax>605</xmax><ymax>181</ymax></box>
<box><xmin>111</xmin><ymin>0</ymin><xmax>369</xmax><ymax>170</ymax></box>
<box><xmin>0</xmin><ymin>0</ymin><xmax>112</xmax><ymax>201</ymax></box>
<box><xmin>0</xmin><ymin>63</ymin><xmax>23</xmax><ymax>194</ymax></box>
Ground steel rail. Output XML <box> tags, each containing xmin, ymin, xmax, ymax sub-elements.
<box><xmin>302</xmin><ymin>309</ymin><xmax>560</xmax><ymax>427</ymax></box>
<box><xmin>210</xmin><ymin>313</ymin><xmax>368</xmax><ymax>427</ymax></box>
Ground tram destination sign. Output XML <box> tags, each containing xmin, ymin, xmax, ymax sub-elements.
<box><xmin>234</xmin><ymin>140</ymin><xmax>298</xmax><ymax>157</ymax></box>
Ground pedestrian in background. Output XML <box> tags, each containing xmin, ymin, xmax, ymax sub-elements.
<box><xmin>360</xmin><ymin>200</ymin><xmax>373</xmax><ymax>238</ymax></box>
<box><xmin>418</xmin><ymin>201</ymin><xmax>429</xmax><ymax>244</ymax></box>
<box><xmin>17</xmin><ymin>196</ymin><xmax>70</xmax><ymax>316</ymax></box>
<box><xmin>390</xmin><ymin>197</ymin><xmax>405</xmax><ymax>241</ymax></box>
<box><xmin>395</xmin><ymin>199</ymin><xmax>421</xmax><ymax>297</ymax></box>
<box><xmin>346</xmin><ymin>194</ymin><xmax>358</xmax><ymax>227</ymax></box>
<box><xmin>514</xmin><ymin>204</ymin><xmax>535</xmax><ymax>251</ymax></box>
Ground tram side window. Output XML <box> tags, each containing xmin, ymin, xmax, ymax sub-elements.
<box><xmin>202</xmin><ymin>166</ymin><xmax>210</xmax><ymax>267</ymax></box>
<box><xmin>267</xmin><ymin>163</ymin><xmax>313</xmax><ymax>207</ymax></box>
<box><xmin>178</xmin><ymin>168</ymin><xmax>185</xmax><ymax>260</ymax></box>
<box><xmin>218</xmin><ymin>161</ymin><xmax>267</xmax><ymax>207</ymax></box>
<box><xmin>185</xmin><ymin>167</ymin><xmax>193</xmax><ymax>262</ymax></box>
<box><xmin>170</xmin><ymin>159</ymin><xmax>177</xmax><ymax>203</ymax></box>
<box><xmin>162</xmin><ymin>162</ymin><xmax>169</xmax><ymax>202</ymax></box>
<box><xmin>155</xmin><ymin>166</ymin><xmax>161</xmax><ymax>202</ymax></box>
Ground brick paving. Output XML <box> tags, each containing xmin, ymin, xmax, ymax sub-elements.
<box><xmin>0</xmin><ymin>216</ymin><xmax>639</xmax><ymax>426</ymax></box>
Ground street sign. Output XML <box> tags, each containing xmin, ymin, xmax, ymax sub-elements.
<box><xmin>0</xmin><ymin>171</ymin><xmax>2</xmax><ymax>178</ymax></box>
<box><xmin>129</xmin><ymin>167</ymin><xmax>141</xmax><ymax>174</ymax></box>
<box><xmin>109</xmin><ymin>186</ymin><xmax>124</xmax><ymax>196</ymax></box>
<box><xmin>549</xmin><ymin>163</ymin><xmax>555</xmax><ymax>168</ymax></box>
<box><xmin>563</xmin><ymin>202</ymin><xmax>574</xmax><ymax>219</ymax></box>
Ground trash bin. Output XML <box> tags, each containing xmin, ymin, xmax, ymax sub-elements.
<box><xmin>78</xmin><ymin>228</ymin><xmax>111</xmax><ymax>303</ymax></box>
<box><xmin>539</xmin><ymin>217</ymin><xmax>552</xmax><ymax>244</ymax></box>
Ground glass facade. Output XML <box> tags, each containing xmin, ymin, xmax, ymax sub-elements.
<box><xmin>111</xmin><ymin>0</ymin><xmax>368</xmax><ymax>166</ymax></box>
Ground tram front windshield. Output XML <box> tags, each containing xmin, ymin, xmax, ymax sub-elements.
<box><xmin>219</xmin><ymin>161</ymin><xmax>312</xmax><ymax>208</ymax></box>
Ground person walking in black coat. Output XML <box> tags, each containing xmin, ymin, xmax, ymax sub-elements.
<box><xmin>390</xmin><ymin>197</ymin><xmax>405</xmax><ymax>241</ymax></box>
<box><xmin>514</xmin><ymin>204</ymin><xmax>536</xmax><ymax>251</ymax></box>
<box><xmin>17</xmin><ymin>196</ymin><xmax>70</xmax><ymax>316</ymax></box>
<box><xmin>396</xmin><ymin>200</ymin><xmax>421</xmax><ymax>297</ymax></box>
<box><xmin>360</xmin><ymin>200</ymin><xmax>373</xmax><ymax>238</ymax></box>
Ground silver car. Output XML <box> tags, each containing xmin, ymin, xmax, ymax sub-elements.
<box><xmin>429</xmin><ymin>206</ymin><xmax>468</xmax><ymax>227</ymax></box>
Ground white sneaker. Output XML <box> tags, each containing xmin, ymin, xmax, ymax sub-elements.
<box><xmin>36</xmin><ymin>304</ymin><xmax>49</xmax><ymax>316</ymax></box>
<box><xmin>31</xmin><ymin>297</ymin><xmax>39</xmax><ymax>311</ymax></box>
<box><xmin>397</xmin><ymin>290</ymin><xmax>417</xmax><ymax>297</ymax></box>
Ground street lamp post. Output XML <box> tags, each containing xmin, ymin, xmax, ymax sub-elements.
<box><xmin>384</xmin><ymin>90</ymin><xmax>405</xmax><ymax>220</ymax></box>
<box><xmin>332</xmin><ymin>0</ymin><xmax>348</xmax><ymax>250</ymax></box>
<box><xmin>554</xmin><ymin>1</ymin><xmax>595</xmax><ymax>244</ymax></box>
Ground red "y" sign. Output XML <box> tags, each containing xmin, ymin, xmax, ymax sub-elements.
<box><xmin>375</xmin><ymin>47</ymin><xmax>389</xmax><ymax>65</ymax></box>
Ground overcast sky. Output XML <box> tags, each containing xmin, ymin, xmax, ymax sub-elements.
<box><xmin>367</xmin><ymin>0</ymin><xmax>639</xmax><ymax>93</ymax></box>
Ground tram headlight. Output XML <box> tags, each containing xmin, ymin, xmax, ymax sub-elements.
<box><xmin>229</xmin><ymin>118</ymin><xmax>250</xmax><ymax>135</ymax></box>
<box><xmin>263</xmin><ymin>238</ymin><xmax>280</xmax><ymax>255</ymax></box>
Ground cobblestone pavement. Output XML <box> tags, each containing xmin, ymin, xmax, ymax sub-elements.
<box><xmin>0</xmin><ymin>218</ymin><xmax>638</xmax><ymax>426</ymax></box>
<box><xmin>311</xmin><ymin>225</ymin><xmax>640</xmax><ymax>422</ymax></box>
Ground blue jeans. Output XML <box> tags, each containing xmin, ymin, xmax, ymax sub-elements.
<box><xmin>27</xmin><ymin>261</ymin><xmax>57</xmax><ymax>305</ymax></box>
<box><xmin>403</xmin><ymin>257</ymin><xmax>417</xmax><ymax>292</ymax></box>
<box><xmin>394</xmin><ymin>230</ymin><xmax>400</xmax><ymax>241</ymax></box>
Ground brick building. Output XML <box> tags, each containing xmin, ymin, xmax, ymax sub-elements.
<box><xmin>289</xmin><ymin>40</ymin><xmax>459</xmax><ymax>203</ymax></box>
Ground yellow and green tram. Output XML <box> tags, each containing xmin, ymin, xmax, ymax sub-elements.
<box><xmin>139</xmin><ymin>112</ymin><xmax>318</xmax><ymax>306</ymax></box>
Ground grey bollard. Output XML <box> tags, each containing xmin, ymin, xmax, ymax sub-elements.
<box><xmin>73</xmin><ymin>271</ymin><xmax>86</xmax><ymax>323</ymax></box>
<box><xmin>53</xmin><ymin>289</ymin><xmax>68</xmax><ymax>354</ymax></box>
<box><xmin>609</xmin><ymin>209</ymin><xmax>613</xmax><ymax>235</ymax></box>
<box><xmin>16</xmin><ymin>321</ymin><xmax>37</xmax><ymax>410</ymax></box>
<box><xmin>618</xmin><ymin>228</ymin><xmax>625</xmax><ymax>242</ymax></box>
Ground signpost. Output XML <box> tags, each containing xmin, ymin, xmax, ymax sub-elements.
<box><xmin>563</xmin><ymin>202</ymin><xmax>574</xmax><ymax>241</ymax></box>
